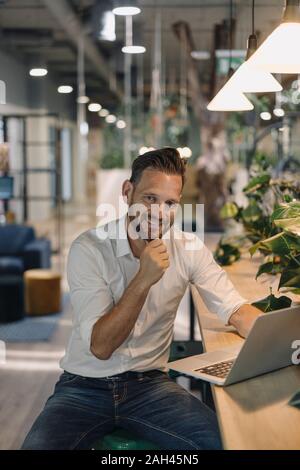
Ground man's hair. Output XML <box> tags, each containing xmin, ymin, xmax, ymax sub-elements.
<box><xmin>129</xmin><ymin>147</ymin><xmax>187</xmax><ymax>187</ymax></box>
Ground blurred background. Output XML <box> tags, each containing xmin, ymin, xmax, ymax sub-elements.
<box><xmin>1</xmin><ymin>0</ymin><xmax>300</xmax><ymax>449</ymax></box>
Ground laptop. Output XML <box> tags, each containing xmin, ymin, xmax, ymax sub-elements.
<box><xmin>168</xmin><ymin>305</ymin><xmax>300</xmax><ymax>386</ymax></box>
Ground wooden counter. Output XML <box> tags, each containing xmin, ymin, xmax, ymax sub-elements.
<box><xmin>191</xmin><ymin>233</ymin><xmax>300</xmax><ymax>450</ymax></box>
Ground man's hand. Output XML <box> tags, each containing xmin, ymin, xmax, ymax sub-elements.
<box><xmin>229</xmin><ymin>304</ymin><xmax>262</xmax><ymax>338</ymax></box>
<box><xmin>138</xmin><ymin>239</ymin><xmax>169</xmax><ymax>288</ymax></box>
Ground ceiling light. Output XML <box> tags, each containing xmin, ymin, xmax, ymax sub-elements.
<box><xmin>88</xmin><ymin>103</ymin><xmax>102</xmax><ymax>112</ymax></box>
<box><xmin>112</xmin><ymin>0</ymin><xmax>141</xmax><ymax>16</ymax></box>
<box><xmin>248</xmin><ymin>0</ymin><xmax>300</xmax><ymax>73</ymax></box>
<box><xmin>99</xmin><ymin>108</ymin><xmax>109</xmax><ymax>117</ymax></box>
<box><xmin>113</xmin><ymin>6</ymin><xmax>140</xmax><ymax>15</ymax></box>
<box><xmin>222</xmin><ymin>61</ymin><xmax>282</xmax><ymax>94</ymax></box>
<box><xmin>77</xmin><ymin>95</ymin><xmax>90</xmax><ymax>104</ymax></box>
<box><xmin>116</xmin><ymin>119</ymin><xmax>126</xmax><ymax>128</ymax></box>
<box><xmin>260</xmin><ymin>111</ymin><xmax>272</xmax><ymax>120</ymax></box>
<box><xmin>58</xmin><ymin>85</ymin><xmax>73</xmax><ymax>94</ymax></box>
<box><xmin>105</xmin><ymin>114</ymin><xmax>117</xmax><ymax>123</ymax></box>
<box><xmin>190</xmin><ymin>51</ymin><xmax>210</xmax><ymax>60</ymax></box>
<box><xmin>208</xmin><ymin>1</ymin><xmax>282</xmax><ymax>110</ymax></box>
<box><xmin>207</xmin><ymin>81</ymin><xmax>254</xmax><ymax>112</ymax></box>
<box><xmin>273</xmin><ymin>107</ymin><xmax>285</xmax><ymax>117</ymax></box>
<box><xmin>215</xmin><ymin>49</ymin><xmax>246</xmax><ymax>59</ymax></box>
<box><xmin>122</xmin><ymin>45</ymin><xmax>146</xmax><ymax>54</ymax></box>
<box><xmin>29</xmin><ymin>68</ymin><xmax>48</xmax><ymax>77</ymax></box>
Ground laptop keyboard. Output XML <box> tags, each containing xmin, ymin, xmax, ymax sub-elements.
<box><xmin>194</xmin><ymin>360</ymin><xmax>234</xmax><ymax>379</ymax></box>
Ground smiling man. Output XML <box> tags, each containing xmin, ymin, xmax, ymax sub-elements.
<box><xmin>22</xmin><ymin>147</ymin><xmax>260</xmax><ymax>450</ymax></box>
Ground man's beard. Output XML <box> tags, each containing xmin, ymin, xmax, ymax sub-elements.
<box><xmin>137</xmin><ymin>214</ymin><xmax>172</xmax><ymax>241</ymax></box>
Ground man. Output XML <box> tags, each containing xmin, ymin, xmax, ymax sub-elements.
<box><xmin>22</xmin><ymin>148</ymin><xmax>260</xmax><ymax>450</ymax></box>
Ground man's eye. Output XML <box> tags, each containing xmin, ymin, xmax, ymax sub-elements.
<box><xmin>146</xmin><ymin>196</ymin><xmax>156</xmax><ymax>203</ymax></box>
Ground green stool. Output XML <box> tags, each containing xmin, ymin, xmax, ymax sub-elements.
<box><xmin>93</xmin><ymin>428</ymin><xmax>159</xmax><ymax>450</ymax></box>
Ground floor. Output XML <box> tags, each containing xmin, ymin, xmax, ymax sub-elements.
<box><xmin>0</xmin><ymin>203</ymin><xmax>203</xmax><ymax>450</ymax></box>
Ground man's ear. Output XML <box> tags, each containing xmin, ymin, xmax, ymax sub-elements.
<box><xmin>122</xmin><ymin>179</ymin><xmax>134</xmax><ymax>204</ymax></box>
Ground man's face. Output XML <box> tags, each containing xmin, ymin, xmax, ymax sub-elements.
<box><xmin>123</xmin><ymin>169</ymin><xmax>182</xmax><ymax>240</ymax></box>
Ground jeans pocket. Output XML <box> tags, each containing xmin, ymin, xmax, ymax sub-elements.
<box><xmin>58</xmin><ymin>371</ymin><xmax>86</xmax><ymax>386</ymax></box>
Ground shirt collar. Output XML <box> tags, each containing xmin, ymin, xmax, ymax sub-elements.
<box><xmin>114</xmin><ymin>214</ymin><xmax>132</xmax><ymax>258</ymax></box>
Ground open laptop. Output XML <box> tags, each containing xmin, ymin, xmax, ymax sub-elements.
<box><xmin>168</xmin><ymin>305</ymin><xmax>300</xmax><ymax>386</ymax></box>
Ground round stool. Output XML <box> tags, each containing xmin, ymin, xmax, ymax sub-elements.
<box><xmin>93</xmin><ymin>428</ymin><xmax>159</xmax><ymax>450</ymax></box>
<box><xmin>24</xmin><ymin>269</ymin><xmax>61</xmax><ymax>315</ymax></box>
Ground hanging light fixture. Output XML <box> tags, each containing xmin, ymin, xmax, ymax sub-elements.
<box><xmin>88</xmin><ymin>103</ymin><xmax>102</xmax><ymax>112</ymax></box>
<box><xmin>28</xmin><ymin>54</ymin><xmax>48</xmax><ymax>77</ymax></box>
<box><xmin>248</xmin><ymin>0</ymin><xmax>300</xmax><ymax>73</ymax></box>
<box><xmin>219</xmin><ymin>0</ymin><xmax>282</xmax><ymax>94</ymax></box>
<box><xmin>58</xmin><ymin>85</ymin><xmax>73</xmax><ymax>94</ymax></box>
<box><xmin>112</xmin><ymin>1</ymin><xmax>141</xmax><ymax>16</ymax></box>
<box><xmin>207</xmin><ymin>81</ymin><xmax>254</xmax><ymax>111</ymax></box>
<box><xmin>207</xmin><ymin>0</ymin><xmax>254</xmax><ymax>111</ymax></box>
<box><xmin>122</xmin><ymin>16</ymin><xmax>145</xmax><ymax>54</ymax></box>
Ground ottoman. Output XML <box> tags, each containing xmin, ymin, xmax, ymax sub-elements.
<box><xmin>0</xmin><ymin>275</ymin><xmax>25</xmax><ymax>323</ymax></box>
<box><xmin>24</xmin><ymin>269</ymin><xmax>61</xmax><ymax>315</ymax></box>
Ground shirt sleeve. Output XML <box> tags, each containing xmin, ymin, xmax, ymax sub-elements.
<box><xmin>189</xmin><ymin>242</ymin><xmax>248</xmax><ymax>324</ymax></box>
<box><xmin>67</xmin><ymin>239</ymin><xmax>114</xmax><ymax>349</ymax></box>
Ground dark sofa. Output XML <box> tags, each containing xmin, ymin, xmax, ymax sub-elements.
<box><xmin>0</xmin><ymin>224</ymin><xmax>51</xmax><ymax>275</ymax></box>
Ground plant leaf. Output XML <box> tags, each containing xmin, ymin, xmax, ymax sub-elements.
<box><xmin>278</xmin><ymin>268</ymin><xmax>300</xmax><ymax>290</ymax></box>
<box><xmin>249</xmin><ymin>232</ymin><xmax>291</xmax><ymax>257</ymax></box>
<box><xmin>220</xmin><ymin>202</ymin><xmax>239</xmax><ymax>220</ymax></box>
<box><xmin>252</xmin><ymin>294</ymin><xmax>292</xmax><ymax>312</ymax></box>
<box><xmin>243</xmin><ymin>173</ymin><xmax>271</xmax><ymax>193</ymax></box>
<box><xmin>255</xmin><ymin>261</ymin><xmax>282</xmax><ymax>279</ymax></box>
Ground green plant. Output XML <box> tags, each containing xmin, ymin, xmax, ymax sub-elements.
<box><xmin>215</xmin><ymin>153</ymin><xmax>300</xmax><ymax>269</ymax></box>
<box><xmin>250</xmin><ymin>200</ymin><xmax>300</xmax><ymax>294</ymax></box>
<box><xmin>252</xmin><ymin>288</ymin><xmax>292</xmax><ymax>312</ymax></box>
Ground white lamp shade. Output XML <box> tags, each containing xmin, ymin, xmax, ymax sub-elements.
<box><xmin>207</xmin><ymin>81</ymin><xmax>254</xmax><ymax>111</ymax></box>
<box><xmin>229</xmin><ymin>60</ymin><xmax>282</xmax><ymax>93</ymax></box>
<box><xmin>248</xmin><ymin>22</ymin><xmax>300</xmax><ymax>74</ymax></box>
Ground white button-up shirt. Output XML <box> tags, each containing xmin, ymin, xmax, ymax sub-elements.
<box><xmin>60</xmin><ymin>215</ymin><xmax>248</xmax><ymax>377</ymax></box>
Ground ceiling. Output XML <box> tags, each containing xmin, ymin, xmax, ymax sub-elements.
<box><xmin>0</xmin><ymin>0</ymin><xmax>287</xmax><ymax>111</ymax></box>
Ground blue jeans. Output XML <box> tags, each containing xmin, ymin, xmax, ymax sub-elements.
<box><xmin>21</xmin><ymin>370</ymin><xmax>222</xmax><ymax>450</ymax></box>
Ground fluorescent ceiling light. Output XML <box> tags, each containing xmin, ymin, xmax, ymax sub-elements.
<box><xmin>191</xmin><ymin>51</ymin><xmax>210</xmax><ymax>60</ymax></box>
<box><xmin>122</xmin><ymin>45</ymin><xmax>146</xmax><ymax>54</ymax></box>
<box><xmin>58</xmin><ymin>85</ymin><xmax>73</xmax><ymax>94</ymax></box>
<box><xmin>99</xmin><ymin>108</ymin><xmax>109</xmax><ymax>117</ymax></box>
<box><xmin>105</xmin><ymin>114</ymin><xmax>117</xmax><ymax>123</ymax></box>
<box><xmin>248</xmin><ymin>1</ymin><xmax>300</xmax><ymax>73</ymax></box>
<box><xmin>77</xmin><ymin>95</ymin><xmax>90</xmax><ymax>104</ymax></box>
<box><xmin>29</xmin><ymin>68</ymin><xmax>48</xmax><ymax>77</ymax></box>
<box><xmin>113</xmin><ymin>7</ymin><xmax>141</xmax><ymax>15</ymax></box>
<box><xmin>88</xmin><ymin>103</ymin><xmax>102</xmax><ymax>112</ymax></box>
